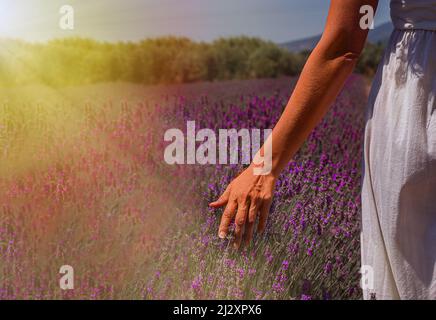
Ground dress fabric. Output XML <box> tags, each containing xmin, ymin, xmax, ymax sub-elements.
<box><xmin>361</xmin><ymin>0</ymin><xmax>436</xmax><ymax>299</ymax></box>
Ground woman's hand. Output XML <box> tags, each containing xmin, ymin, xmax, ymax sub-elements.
<box><xmin>209</xmin><ymin>165</ymin><xmax>277</xmax><ymax>249</ymax></box>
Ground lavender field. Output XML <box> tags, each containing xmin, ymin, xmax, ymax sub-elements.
<box><xmin>0</xmin><ymin>75</ymin><xmax>368</xmax><ymax>299</ymax></box>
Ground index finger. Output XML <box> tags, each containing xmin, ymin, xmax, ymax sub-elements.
<box><xmin>218</xmin><ymin>197</ymin><xmax>237</xmax><ymax>239</ymax></box>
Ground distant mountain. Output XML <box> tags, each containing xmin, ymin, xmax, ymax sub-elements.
<box><xmin>367</xmin><ymin>21</ymin><xmax>394</xmax><ymax>44</ymax></box>
<box><xmin>280</xmin><ymin>34</ymin><xmax>321</xmax><ymax>53</ymax></box>
<box><xmin>280</xmin><ymin>21</ymin><xmax>394</xmax><ymax>52</ymax></box>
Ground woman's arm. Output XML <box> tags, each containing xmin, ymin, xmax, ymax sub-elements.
<box><xmin>210</xmin><ymin>0</ymin><xmax>379</xmax><ymax>249</ymax></box>
<box><xmin>268</xmin><ymin>0</ymin><xmax>378</xmax><ymax>176</ymax></box>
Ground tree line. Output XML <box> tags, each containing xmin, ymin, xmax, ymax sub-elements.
<box><xmin>0</xmin><ymin>36</ymin><xmax>385</xmax><ymax>86</ymax></box>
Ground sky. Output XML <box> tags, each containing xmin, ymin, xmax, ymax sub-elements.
<box><xmin>0</xmin><ymin>0</ymin><xmax>391</xmax><ymax>43</ymax></box>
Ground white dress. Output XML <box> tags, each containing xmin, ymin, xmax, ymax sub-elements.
<box><xmin>361</xmin><ymin>0</ymin><xmax>436</xmax><ymax>299</ymax></box>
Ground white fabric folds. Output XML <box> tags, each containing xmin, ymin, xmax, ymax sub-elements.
<box><xmin>362</xmin><ymin>24</ymin><xmax>436</xmax><ymax>299</ymax></box>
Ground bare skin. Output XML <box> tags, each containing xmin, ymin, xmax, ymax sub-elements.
<box><xmin>209</xmin><ymin>0</ymin><xmax>379</xmax><ymax>249</ymax></box>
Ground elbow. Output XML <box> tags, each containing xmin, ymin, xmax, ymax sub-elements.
<box><xmin>316</xmin><ymin>31</ymin><xmax>366</xmax><ymax>63</ymax></box>
<box><xmin>319</xmin><ymin>42</ymin><xmax>363</xmax><ymax>64</ymax></box>
<box><xmin>328</xmin><ymin>49</ymin><xmax>361</xmax><ymax>73</ymax></box>
<box><xmin>340</xmin><ymin>51</ymin><xmax>361</xmax><ymax>64</ymax></box>
<box><xmin>312</xmin><ymin>43</ymin><xmax>362</xmax><ymax>70</ymax></box>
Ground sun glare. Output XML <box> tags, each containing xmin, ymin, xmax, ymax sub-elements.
<box><xmin>0</xmin><ymin>2</ymin><xmax>20</xmax><ymax>37</ymax></box>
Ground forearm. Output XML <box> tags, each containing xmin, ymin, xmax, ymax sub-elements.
<box><xmin>268</xmin><ymin>45</ymin><xmax>360</xmax><ymax>177</ymax></box>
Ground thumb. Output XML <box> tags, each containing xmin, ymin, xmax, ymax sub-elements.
<box><xmin>209</xmin><ymin>185</ymin><xmax>231</xmax><ymax>208</ymax></box>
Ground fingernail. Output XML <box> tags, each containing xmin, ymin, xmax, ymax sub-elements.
<box><xmin>219</xmin><ymin>232</ymin><xmax>226</xmax><ymax>239</ymax></box>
